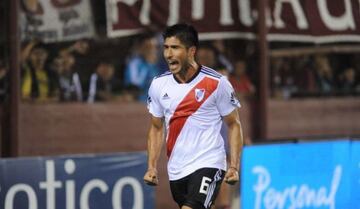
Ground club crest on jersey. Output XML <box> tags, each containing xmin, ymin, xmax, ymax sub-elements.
<box><xmin>195</xmin><ymin>88</ymin><xmax>205</xmax><ymax>102</ymax></box>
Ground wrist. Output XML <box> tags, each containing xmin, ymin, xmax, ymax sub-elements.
<box><xmin>147</xmin><ymin>167</ymin><xmax>157</xmax><ymax>172</ymax></box>
<box><xmin>228</xmin><ymin>166</ymin><xmax>238</xmax><ymax>172</ymax></box>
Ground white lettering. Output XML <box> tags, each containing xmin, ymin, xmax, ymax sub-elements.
<box><xmin>139</xmin><ymin>0</ymin><xmax>151</xmax><ymax>25</ymax></box>
<box><xmin>109</xmin><ymin>0</ymin><xmax>150</xmax><ymax>25</ymax></box>
<box><xmin>5</xmin><ymin>184</ymin><xmax>38</xmax><ymax>209</ymax></box>
<box><xmin>252</xmin><ymin>165</ymin><xmax>342</xmax><ymax>209</ymax></box>
<box><xmin>199</xmin><ymin>177</ymin><xmax>212</xmax><ymax>195</ymax></box>
<box><xmin>39</xmin><ymin>160</ymin><xmax>62</xmax><ymax>209</ymax></box>
<box><xmin>1</xmin><ymin>159</ymin><xmax>145</xmax><ymax>209</ymax></box>
<box><xmin>112</xmin><ymin>177</ymin><xmax>144</xmax><ymax>209</ymax></box>
<box><xmin>238</xmin><ymin>0</ymin><xmax>254</xmax><ymax>26</ymax></box>
<box><xmin>220</xmin><ymin>0</ymin><xmax>234</xmax><ymax>25</ymax></box>
<box><xmin>108</xmin><ymin>0</ymin><xmax>135</xmax><ymax>24</ymax></box>
<box><xmin>317</xmin><ymin>0</ymin><xmax>355</xmax><ymax>31</ymax></box>
<box><xmin>168</xmin><ymin>0</ymin><xmax>235</xmax><ymax>26</ymax></box>
<box><xmin>80</xmin><ymin>179</ymin><xmax>109</xmax><ymax>209</ymax></box>
<box><xmin>273</xmin><ymin>0</ymin><xmax>309</xmax><ymax>29</ymax></box>
<box><xmin>192</xmin><ymin>0</ymin><xmax>204</xmax><ymax>20</ymax></box>
<box><xmin>266</xmin><ymin>7</ymin><xmax>273</xmax><ymax>27</ymax></box>
<box><xmin>253</xmin><ymin>166</ymin><xmax>271</xmax><ymax>209</ymax></box>
<box><xmin>66</xmin><ymin>180</ymin><xmax>75</xmax><ymax>209</ymax></box>
<box><xmin>167</xmin><ymin>0</ymin><xmax>180</xmax><ymax>25</ymax></box>
<box><xmin>65</xmin><ymin>159</ymin><xmax>76</xmax><ymax>209</ymax></box>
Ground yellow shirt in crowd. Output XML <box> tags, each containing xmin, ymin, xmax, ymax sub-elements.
<box><xmin>22</xmin><ymin>67</ymin><xmax>49</xmax><ymax>101</ymax></box>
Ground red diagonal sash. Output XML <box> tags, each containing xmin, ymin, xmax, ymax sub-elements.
<box><xmin>167</xmin><ymin>77</ymin><xmax>219</xmax><ymax>157</ymax></box>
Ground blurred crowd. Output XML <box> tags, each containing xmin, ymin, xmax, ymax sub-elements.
<box><xmin>0</xmin><ymin>34</ymin><xmax>360</xmax><ymax>104</ymax></box>
<box><xmin>11</xmin><ymin>35</ymin><xmax>159</xmax><ymax>104</ymax></box>
<box><xmin>0</xmin><ymin>34</ymin><xmax>257</xmax><ymax>104</ymax></box>
<box><xmin>271</xmin><ymin>54</ymin><xmax>360</xmax><ymax>99</ymax></box>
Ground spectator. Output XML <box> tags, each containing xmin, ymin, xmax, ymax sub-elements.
<box><xmin>21</xmin><ymin>41</ymin><xmax>57</xmax><ymax>102</ymax></box>
<box><xmin>53</xmin><ymin>53</ymin><xmax>83</xmax><ymax>102</ymax></box>
<box><xmin>59</xmin><ymin>39</ymin><xmax>92</xmax><ymax>92</ymax></box>
<box><xmin>314</xmin><ymin>55</ymin><xmax>335</xmax><ymax>95</ymax></box>
<box><xmin>60</xmin><ymin>40</ymin><xmax>90</xmax><ymax>57</ymax></box>
<box><xmin>271</xmin><ymin>57</ymin><xmax>298</xmax><ymax>99</ymax></box>
<box><xmin>124</xmin><ymin>33</ymin><xmax>160</xmax><ymax>102</ymax></box>
<box><xmin>196</xmin><ymin>43</ymin><xmax>219</xmax><ymax>68</ymax></box>
<box><xmin>338</xmin><ymin>67</ymin><xmax>359</xmax><ymax>95</ymax></box>
<box><xmin>87</xmin><ymin>62</ymin><xmax>117</xmax><ymax>103</ymax></box>
<box><xmin>229</xmin><ymin>59</ymin><xmax>256</xmax><ymax>98</ymax></box>
<box><xmin>292</xmin><ymin>56</ymin><xmax>317</xmax><ymax>96</ymax></box>
<box><xmin>212</xmin><ymin>39</ymin><xmax>234</xmax><ymax>73</ymax></box>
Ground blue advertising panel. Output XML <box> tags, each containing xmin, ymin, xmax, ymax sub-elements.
<box><xmin>0</xmin><ymin>152</ymin><xmax>154</xmax><ymax>209</ymax></box>
<box><xmin>241</xmin><ymin>140</ymin><xmax>356</xmax><ymax>209</ymax></box>
<box><xmin>350</xmin><ymin>140</ymin><xmax>360</xmax><ymax>206</ymax></box>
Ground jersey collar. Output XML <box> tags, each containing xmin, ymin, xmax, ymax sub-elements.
<box><xmin>173</xmin><ymin>65</ymin><xmax>201</xmax><ymax>84</ymax></box>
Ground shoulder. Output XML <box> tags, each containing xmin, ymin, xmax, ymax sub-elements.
<box><xmin>149</xmin><ymin>71</ymin><xmax>171</xmax><ymax>91</ymax></box>
<box><xmin>200</xmin><ymin>65</ymin><xmax>223</xmax><ymax>80</ymax></box>
<box><xmin>153</xmin><ymin>71</ymin><xmax>172</xmax><ymax>80</ymax></box>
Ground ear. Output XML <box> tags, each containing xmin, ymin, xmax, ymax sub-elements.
<box><xmin>188</xmin><ymin>46</ymin><xmax>196</xmax><ymax>58</ymax></box>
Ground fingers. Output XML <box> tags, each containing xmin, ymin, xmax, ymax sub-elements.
<box><xmin>144</xmin><ymin>179</ymin><xmax>158</xmax><ymax>186</ymax></box>
<box><xmin>144</xmin><ymin>175</ymin><xmax>158</xmax><ymax>186</ymax></box>
<box><xmin>224</xmin><ymin>170</ymin><xmax>239</xmax><ymax>185</ymax></box>
<box><xmin>143</xmin><ymin>170</ymin><xmax>159</xmax><ymax>186</ymax></box>
<box><xmin>225</xmin><ymin>176</ymin><xmax>238</xmax><ymax>185</ymax></box>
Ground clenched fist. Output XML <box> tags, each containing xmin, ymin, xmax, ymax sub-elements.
<box><xmin>143</xmin><ymin>168</ymin><xmax>159</xmax><ymax>186</ymax></box>
<box><xmin>224</xmin><ymin>167</ymin><xmax>239</xmax><ymax>185</ymax></box>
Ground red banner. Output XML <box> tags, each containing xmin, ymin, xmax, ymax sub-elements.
<box><xmin>106</xmin><ymin>0</ymin><xmax>360</xmax><ymax>43</ymax></box>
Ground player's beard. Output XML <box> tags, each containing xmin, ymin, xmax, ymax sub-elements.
<box><xmin>168</xmin><ymin>57</ymin><xmax>188</xmax><ymax>75</ymax></box>
<box><xmin>177</xmin><ymin>59</ymin><xmax>191</xmax><ymax>76</ymax></box>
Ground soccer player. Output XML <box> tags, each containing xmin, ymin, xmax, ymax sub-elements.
<box><xmin>143</xmin><ymin>23</ymin><xmax>243</xmax><ymax>209</ymax></box>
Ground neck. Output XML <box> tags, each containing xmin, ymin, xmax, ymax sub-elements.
<box><xmin>175</xmin><ymin>62</ymin><xmax>199</xmax><ymax>83</ymax></box>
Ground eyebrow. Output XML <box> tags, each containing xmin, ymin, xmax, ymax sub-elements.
<box><xmin>163</xmin><ymin>44</ymin><xmax>182</xmax><ymax>48</ymax></box>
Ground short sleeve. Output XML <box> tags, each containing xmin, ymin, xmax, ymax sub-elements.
<box><xmin>216</xmin><ymin>77</ymin><xmax>241</xmax><ymax>116</ymax></box>
<box><xmin>147</xmin><ymin>80</ymin><xmax>164</xmax><ymax>117</ymax></box>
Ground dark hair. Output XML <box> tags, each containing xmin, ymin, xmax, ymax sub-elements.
<box><xmin>162</xmin><ymin>23</ymin><xmax>199</xmax><ymax>48</ymax></box>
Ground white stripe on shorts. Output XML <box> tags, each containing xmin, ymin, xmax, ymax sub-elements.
<box><xmin>204</xmin><ymin>169</ymin><xmax>223</xmax><ymax>208</ymax></box>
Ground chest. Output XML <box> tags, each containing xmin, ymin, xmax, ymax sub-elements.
<box><xmin>158</xmin><ymin>80</ymin><xmax>218</xmax><ymax>117</ymax></box>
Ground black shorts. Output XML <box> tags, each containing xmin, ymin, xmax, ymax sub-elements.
<box><xmin>170</xmin><ymin>168</ymin><xmax>225</xmax><ymax>209</ymax></box>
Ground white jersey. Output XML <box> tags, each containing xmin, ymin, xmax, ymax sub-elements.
<box><xmin>147</xmin><ymin>66</ymin><xmax>241</xmax><ymax>180</ymax></box>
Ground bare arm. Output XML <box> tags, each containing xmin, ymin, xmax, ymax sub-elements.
<box><xmin>143</xmin><ymin>115</ymin><xmax>164</xmax><ymax>186</ymax></box>
<box><xmin>59</xmin><ymin>40</ymin><xmax>89</xmax><ymax>56</ymax></box>
<box><xmin>223</xmin><ymin>108</ymin><xmax>243</xmax><ymax>184</ymax></box>
<box><xmin>20</xmin><ymin>40</ymin><xmax>37</xmax><ymax>63</ymax></box>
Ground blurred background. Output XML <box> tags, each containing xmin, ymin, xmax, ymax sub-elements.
<box><xmin>0</xmin><ymin>0</ymin><xmax>359</xmax><ymax>209</ymax></box>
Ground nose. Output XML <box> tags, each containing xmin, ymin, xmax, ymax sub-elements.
<box><xmin>164</xmin><ymin>48</ymin><xmax>172</xmax><ymax>59</ymax></box>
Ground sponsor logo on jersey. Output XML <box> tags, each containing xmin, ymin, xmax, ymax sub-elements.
<box><xmin>162</xmin><ymin>93</ymin><xmax>170</xmax><ymax>100</ymax></box>
<box><xmin>195</xmin><ymin>88</ymin><xmax>205</xmax><ymax>102</ymax></box>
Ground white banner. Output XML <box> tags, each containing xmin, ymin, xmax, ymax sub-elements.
<box><xmin>20</xmin><ymin>0</ymin><xmax>95</xmax><ymax>43</ymax></box>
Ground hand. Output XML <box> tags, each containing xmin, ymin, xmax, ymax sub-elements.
<box><xmin>143</xmin><ymin>168</ymin><xmax>159</xmax><ymax>186</ymax></box>
<box><xmin>72</xmin><ymin>40</ymin><xmax>89</xmax><ymax>54</ymax></box>
<box><xmin>224</xmin><ymin>167</ymin><xmax>239</xmax><ymax>185</ymax></box>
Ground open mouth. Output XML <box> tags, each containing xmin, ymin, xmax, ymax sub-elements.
<box><xmin>168</xmin><ymin>60</ymin><xmax>179</xmax><ymax>69</ymax></box>
<box><xmin>168</xmin><ymin>60</ymin><xmax>178</xmax><ymax>65</ymax></box>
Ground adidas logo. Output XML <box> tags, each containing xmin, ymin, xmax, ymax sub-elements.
<box><xmin>162</xmin><ymin>93</ymin><xmax>170</xmax><ymax>99</ymax></box>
